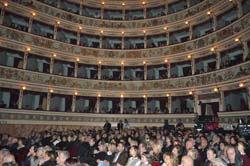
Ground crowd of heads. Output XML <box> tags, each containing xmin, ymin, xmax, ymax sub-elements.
<box><xmin>0</xmin><ymin>121</ymin><xmax>250</xmax><ymax>166</ymax></box>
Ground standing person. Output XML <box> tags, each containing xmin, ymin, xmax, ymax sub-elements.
<box><xmin>104</xmin><ymin>121</ymin><xmax>112</xmax><ymax>133</ymax></box>
<box><xmin>124</xmin><ymin>119</ymin><xmax>130</xmax><ymax>129</ymax></box>
<box><xmin>117</xmin><ymin>120</ymin><xmax>124</xmax><ymax>131</ymax></box>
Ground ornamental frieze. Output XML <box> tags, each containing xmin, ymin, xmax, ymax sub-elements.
<box><xmin>14</xmin><ymin>0</ymin><xmax>220</xmax><ymax>29</ymax></box>
<box><xmin>0</xmin><ymin>62</ymin><xmax>249</xmax><ymax>92</ymax></box>
<box><xmin>0</xmin><ymin>12</ymin><xmax>250</xmax><ymax>61</ymax></box>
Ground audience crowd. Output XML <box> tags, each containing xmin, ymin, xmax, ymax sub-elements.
<box><xmin>0</xmin><ymin>120</ymin><xmax>250</xmax><ymax>166</ymax></box>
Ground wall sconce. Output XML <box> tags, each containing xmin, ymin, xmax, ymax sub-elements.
<box><xmin>31</xmin><ymin>12</ymin><xmax>36</xmax><ymax>16</ymax></box>
<box><xmin>122</xmin><ymin>2</ymin><xmax>125</xmax><ymax>6</ymax></box>
<box><xmin>74</xmin><ymin>91</ymin><xmax>78</xmax><ymax>95</ymax></box>
<box><xmin>143</xmin><ymin>95</ymin><xmax>146</xmax><ymax>98</ymax></box>
<box><xmin>187</xmin><ymin>55</ymin><xmax>192</xmax><ymax>59</ymax></box>
<box><xmin>143</xmin><ymin>61</ymin><xmax>146</xmax><ymax>65</ymax></box>
<box><xmin>100</xmin><ymin>30</ymin><xmax>104</xmax><ymax>34</ymax></box>
<box><xmin>166</xmin><ymin>94</ymin><xmax>170</xmax><ymax>97</ymax></box>
<box><xmin>121</xmin><ymin>61</ymin><xmax>124</xmax><ymax>65</ymax></box>
<box><xmin>143</xmin><ymin>30</ymin><xmax>146</xmax><ymax>34</ymax></box>
<box><xmin>98</xmin><ymin>94</ymin><xmax>101</xmax><ymax>97</ymax></box>
<box><xmin>22</xmin><ymin>86</ymin><xmax>26</xmax><ymax>90</ymax></box>
<box><xmin>56</xmin><ymin>21</ymin><xmax>60</xmax><ymax>25</ymax></box>
<box><xmin>239</xmin><ymin>83</ymin><xmax>244</xmax><ymax>87</ymax></box>
<box><xmin>53</xmin><ymin>53</ymin><xmax>57</xmax><ymax>57</ymax></box>
<box><xmin>4</xmin><ymin>2</ymin><xmax>8</xmax><ymax>7</ymax></box>
<box><xmin>164</xmin><ymin>27</ymin><xmax>168</xmax><ymax>30</ymax></box>
<box><xmin>185</xmin><ymin>21</ymin><xmax>189</xmax><ymax>25</ymax></box>
<box><xmin>210</xmin><ymin>47</ymin><xmax>215</xmax><ymax>52</ymax></box>
<box><xmin>26</xmin><ymin>47</ymin><xmax>31</xmax><ymax>51</ymax></box>
<box><xmin>188</xmin><ymin>91</ymin><xmax>193</xmax><ymax>95</ymax></box>
<box><xmin>142</xmin><ymin>1</ymin><xmax>146</xmax><ymax>5</ymax></box>
<box><xmin>79</xmin><ymin>26</ymin><xmax>82</xmax><ymax>30</ymax></box>
<box><xmin>76</xmin><ymin>58</ymin><xmax>80</xmax><ymax>62</ymax></box>
<box><xmin>98</xmin><ymin>61</ymin><xmax>102</xmax><ymax>64</ymax></box>
<box><xmin>164</xmin><ymin>59</ymin><xmax>168</xmax><ymax>63</ymax></box>
<box><xmin>49</xmin><ymin>89</ymin><xmax>54</xmax><ymax>93</ymax></box>
<box><xmin>234</xmin><ymin>38</ymin><xmax>240</xmax><ymax>42</ymax></box>
<box><xmin>213</xmin><ymin>87</ymin><xmax>219</xmax><ymax>92</ymax></box>
<box><xmin>207</xmin><ymin>11</ymin><xmax>211</xmax><ymax>15</ymax></box>
<box><xmin>120</xmin><ymin>94</ymin><xmax>124</xmax><ymax>98</ymax></box>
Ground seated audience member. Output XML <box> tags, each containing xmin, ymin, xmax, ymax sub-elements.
<box><xmin>211</xmin><ymin>158</ymin><xmax>227</xmax><ymax>166</ymax></box>
<box><xmin>180</xmin><ymin>155</ymin><xmax>193</xmax><ymax>166</ymax></box>
<box><xmin>56</xmin><ymin>150</ymin><xmax>70</xmax><ymax>166</ymax></box>
<box><xmin>64</xmin><ymin>158</ymin><xmax>81</xmax><ymax>166</ymax></box>
<box><xmin>126</xmin><ymin>145</ymin><xmax>140</xmax><ymax>166</ymax></box>
<box><xmin>111</xmin><ymin>142</ymin><xmax>128</xmax><ymax>166</ymax></box>
<box><xmin>41</xmin><ymin>150</ymin><xmax>57</xmax><ymax>166</ymax></box>
<box><xmin>0</xmin><ymin>148</ymin><xmax>10</xmax><ymax>166</ymax></box>
<box><xmin>162</xmin><ymin>152</ymin><xmax>178</xmax><ymax>166</ymax></box>
<box><xmin>226</xmin><ymin>146</ymin><xmax>243</xmax><ymax>166</ymax></box>
<box><xmin>140</xmin><ymin>151</ymin><xmax>152</xmax><ymax>166</ymax></box>
<box><xmin>204</xmin><ymin>148</ymin><xmax>217</xmax><ymax>166</ymax></box>
<box><xmin>237</xmin><ymin>141</ymin><xmax>250</xmax><ymax>165</ymax></box>
<box><xmin>2</xmin><ymin>154</ymin><xmax>16</xmax><ymax>164</ymax></box>
<box><xmin>187</xmin><ymin>149</ymin><xmax>199</xmax><ymax>166</ymax></box>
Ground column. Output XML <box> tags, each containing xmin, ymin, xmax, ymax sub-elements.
<box><xmin>79</xmin><ymin>1</ymin><xmax>83</xmax><ymax>15</ymax></box>
<box><xmin>166</xmin><ymin>32</ymin><xmax>170</xmax><ymax>46</ymax></box>
<box><xmin>187</xmin><ymin>0</ymin><xmax>191</xmax><ymax>8</ymax></box>
<box><xmin>122</xmin><ymin>7</ymin><xmax>125</xmax><ymax>20</ymax></box>
<box><xmin>50</xmin><ymin>58</ymin><xmax>54</xmax><ymax>74</ymax></box>
<box><xmin>121</xmin><ymin>65</ymin><xmax>124</xmax><ymax>80</ymax></box>
<box><xmin>191</xmin><ymin>58</ymin><xmax>195</xmax><ymax>75</ymax></box>
<box><xmin>167</xmin><ymin>63</ymin><xmax>171</xmax><ymax>78</ymax></box>
<box><xmin>216</xmin><ymin>52</ymin><xmax>221</xmax><ymax>70</ymax></box>
<box><xmin>74</xmin><ymin>62</ymin><xmax>78</xmax><ymax>77</ymax></box>
<box><xmin>72</xmin><ymin>95</ymin><xmax>76</xmax><ymax>112</ymax></box>
<box><xmin>168</xmin><ymin>96</ymin><xmax>172</xmax><ymax>114</ymax></box>
<box><xmin>189</xmin><ymin>24</ymin><xmax>193</xmax><ymax>40</ymax></box>
<box><xmin>219</xmin><ymin>90</ymin><xmax>224</xmax><ymax>112</ymax></box>
<box><xmin>57</xmin><ymin>0</ymin><xmax>60</xmax><ymax>8</ymax></box>
<box><xmin>144</xmin><ymin>63</ymin><xmax>147</xmax><ymax>80</ymax></box>
<box><xmin>53</xmin><ymin>24</ymin><xmax>58</xmax><ymax>40</ymax></box>
<box><xmin>194</xmin><ymin>94</ymin><xmax>198</xmax><ymax>114</ymax></box>
<box><xmin>237</xmin><ymin>0</ymin><xmax>243</xmax><ymax>18</ymax></box>
<box><xmin>144</xmin><ymin>34</ymin><xmax>147</xmax><ymax>48</ymax></box>
<box><xmin>46</xmin><ymin>92</ymin><xmax>51</xmax><ymax>111</ymax></box>
<box><xmin>77</xmin><ymin>30</ymin><xmax>80</xmax><ymax>45</ymax></box>
<box><xmin>212</xmin><ymin>15</ymin><xmax>217</xmax><ymax>31</ymax></box>
<box><xmin>100</xmin><ymin>36</ymin><xmax>103</xmax><ymax>49</ymax></box>
<box><xmin>28</xmin><ymin>16</ymin><xmax>33</xmax><ymax>33</ymax></box>
<box><xmin>96</xmin><ymin>96</ymin><xmax>100</xmax><ymax>113</ymax></box>
<box><xmin>120</xmin><ymin>97</ymin><xmax>124</xmax><ymax>114</ymax></box>
<box><xmin>165</xmin><ymin>3</ymin><xmax>168</xmax><ymax>15</ymax></box>
<box><xmin>18</xmin><ymin>89</ymin><xmax>24</xmax><ymax>109</ymax></box>
<box><xmin>0</xmin><ymin>8</ymin><xmax>5</xmax><ymax>24</ymax></box>
<box><xmin>143</xmin><ymin>6</ymin><xmax>146</xmax><ymax>19</ymax></box>
<box><xmin>242</xmin><ymin>41</ymin><xmax>249</xmax><ymax>61</ymax></box>
<box><xmin>144</xmin><ymin>97</ymin><xmax>147</xmax><ymax>114</ymax></box>
<box><xmin>23</xmin><ymin>52</ymin><xmax>28</xmax><ymax>69</ymax></box>
<box><xmin>98</xmin><ymin>63</ymin><xmax>101</xmax><ymax>80</ymax></box>
<box><xmin>247</xmin><ymin>87</ymin><xmax>250</xmax><ymax>110</ymax></box>
<box><xmin>101</xmin><ymin>5</ymin><xmax>104</xmax><ymax>19</ymax></box>
<box><xmin>122</xmin><ymin>35</ymin><xmax>125</xmax><ymax>49</ymax></box>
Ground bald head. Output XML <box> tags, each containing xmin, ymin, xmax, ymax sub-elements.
<box><xmin>3</xmin><ymin>154</ymin><xmax>15</xmax><ymax>163</ymax></box>
<box><xmin>181</xmin><ymin>155</ymin><xmax>193</xmax><ymax>166</ymax></box>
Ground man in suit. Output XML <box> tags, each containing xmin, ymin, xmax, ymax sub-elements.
<box><xmin>117</xmin><ymin>120</ymin><xmax>123</xmax><ymax>131</ymax></box>
<box><xmin>111</xmin><ymin>142</ymin><xmax>128</xmax><ymax>166</ymax></box>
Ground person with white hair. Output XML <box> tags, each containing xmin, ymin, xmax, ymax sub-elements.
<box><xmin>56</xmin><ymin>150</ymin><xmax>70</xmax><ymax>166</ymax></box>
<box><xmin>180</xmin><ymin>155</ymin><xmax>193</xmax><ymax>166</ymax></box>
<box><xmin>211</xmin><ymin>158</ymin><xmax>227</xmax><ymax>166</ymax></box>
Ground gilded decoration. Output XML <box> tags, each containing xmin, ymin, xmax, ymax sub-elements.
<box><xmin>0</xmin><ymin>11</ymin><xmax>250</xmax><ymax>60</ymax></box>
<box><xmin>0</xmin><ymin>62</ymin><xmax>249</xmax><ymax>92</ymax></box>
<box><xmin>14</xmin><ymin>0</ymin><xmax>220</xmax><ymax>29</ymax></box>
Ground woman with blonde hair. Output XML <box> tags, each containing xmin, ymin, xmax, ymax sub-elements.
<box><xmin>162</xmin><ymin>152</ymin><xmax>178</xmax><ymax>166</ymax></box>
